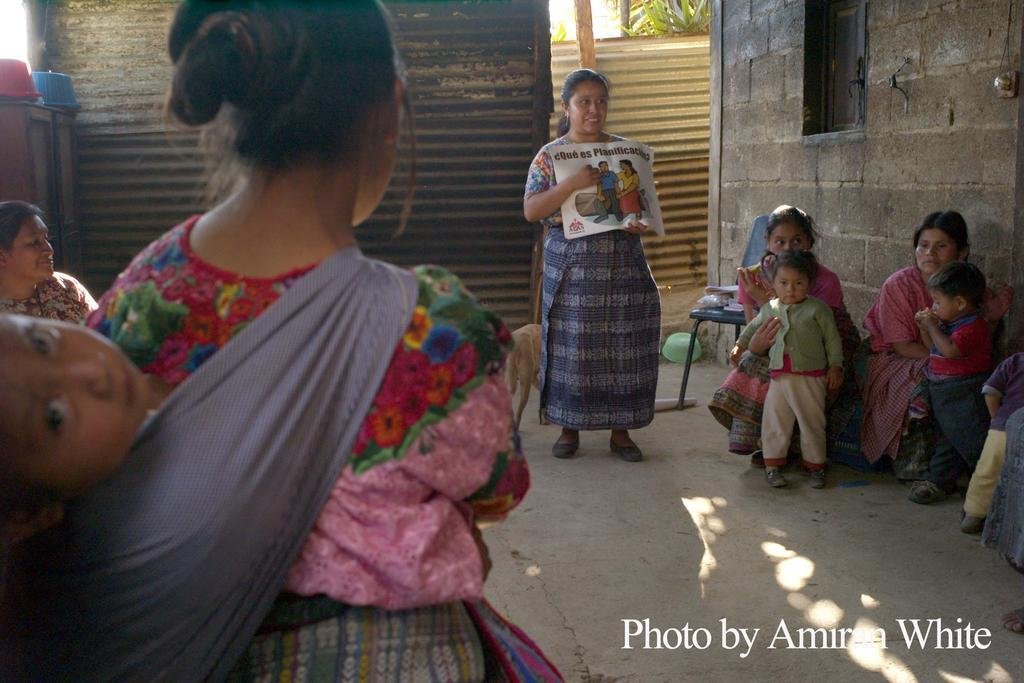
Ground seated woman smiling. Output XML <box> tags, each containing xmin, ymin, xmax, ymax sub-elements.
<box><xmin>0</xmin><ymin>202</ymin><xmax>95</xmax><ymax>322</ymax></box>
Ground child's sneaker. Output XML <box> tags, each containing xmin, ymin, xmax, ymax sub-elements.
<box><xmin>908</xmin><ymin>480</ymin><xmax>947</xmax><ymax>504</ymax></box>
<box><xmin>960</xmin><ymin>512</ymin><xmax>985</xmax><ymax>534</ymax></box>
<box><xmin>809</xmin><ymin>470</ymin><xmax>826</xmax><ymax>489</ymax></box>
<box><xmin>765</xmin><ymin>467</ymin><xmax>787</xmax><ymax>488</ymax></box>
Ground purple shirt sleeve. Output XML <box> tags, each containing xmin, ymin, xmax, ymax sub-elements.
<box><xmin>987</xmin><ymin>355</ymin><xmax>1015</xmax><ymax>394</ymax></box>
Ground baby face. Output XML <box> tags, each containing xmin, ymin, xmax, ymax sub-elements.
<box><xmin>929</xmin><ymin>289</ymin><xmax>967</xmax><ymax>323</ymax></box>
<box><xmin>773</xmin><ymin>265</ymin><xmax>810</xmax><ymax>305</ymax></box>
<box><xmin>0</xmin><ymin>314</ymin><xmax>153</xmax><ymax>498</ymax></box>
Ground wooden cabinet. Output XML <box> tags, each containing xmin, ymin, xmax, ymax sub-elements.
<box><xmin>0</xmin><ymin>102</ymin><xmax>80</xmax><ymax>275</ymax></box>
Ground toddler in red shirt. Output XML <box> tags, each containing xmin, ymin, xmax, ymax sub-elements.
<box><xmin>910</xmin><ymin>261</ymin><xmax>993</xmax><ymax>504</ymax></box>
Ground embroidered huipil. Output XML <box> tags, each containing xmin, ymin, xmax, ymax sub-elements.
<box><xmin>88</xmin><ymin>216</ymin><xmax>529</xmax><ymax>609</ymax></box>
<box><xmin>0</xmin><ymin>272</ymin><xmax>96</xmax><ymax>322</ymax></box>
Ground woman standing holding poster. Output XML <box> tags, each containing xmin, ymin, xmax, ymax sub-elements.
<box><xmin>523</xmin><ymin>68</ymin><xmax>660</xmax><ymax>462</ymax></box>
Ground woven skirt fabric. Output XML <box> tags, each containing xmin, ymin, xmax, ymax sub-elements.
<box><xmin>983</xmin><ymin>408</ymin><xmax>1024</xmax><ymax>568</ymax></box>
<box><xmin>539</xmin><ymin>227</ymin><xmax>660</xmax><ymax>431</ymax></box>
<box><xmin>227</xmin><ymin>597</ymin><xmax>487</xmax><ymax>682</ymax></box>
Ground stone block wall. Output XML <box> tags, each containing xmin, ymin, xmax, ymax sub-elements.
<box><xmin>712</xmin><ymin>0</ymin><xmax>1021</xmax><ymax>360</ymax></box>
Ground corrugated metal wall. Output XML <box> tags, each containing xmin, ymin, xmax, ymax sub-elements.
<box><xmin>551</xmin><ymin>36</ymin><xmax>710</xmax><ymax>286</ymax></box>
<box><xmin>47</xmin><ymin>0</ymin><xmax>544</xmax><ymax>327</ymax></box>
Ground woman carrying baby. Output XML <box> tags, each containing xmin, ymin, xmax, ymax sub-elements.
<box><xmin>2</xmin><ymin>2</ymin><xmax>558</xmax><ymax>680</ymax></box>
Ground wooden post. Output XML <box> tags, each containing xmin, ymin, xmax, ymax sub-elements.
<box><xmin>619</xmin><ymin>0</ymin><xmax>631</xmax><ymax>37</ymax></box>
<box><xmin>529</xmin><ymin>0</ymin><xmax>553</xmax><ymax>324</ymax></box>
<box><xmin>574</xmin><ymin>0</ymin><xmax>597</xmax><ymax>69</ymax></box>
<box><xmin>707</xmin><ymin>0</ymin><xmax>723</xmax><ymax>288</ymax></box>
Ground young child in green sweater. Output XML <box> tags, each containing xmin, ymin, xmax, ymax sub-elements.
<box><xmin>731</xmin><ymin>251</ymin><xmax>843</xmax><ymax>489</ymax></box>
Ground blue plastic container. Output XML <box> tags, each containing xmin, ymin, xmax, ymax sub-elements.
<box><xmin>31</xmin><ymin>71</ymin><xmax>80</xmax><ymax>110</ymax></box>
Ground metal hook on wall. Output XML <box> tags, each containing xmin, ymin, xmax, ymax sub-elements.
<box><xmin>889</xmin><ymin>57</ymin><xmax>911</xmax><ymax>113</ymax></box>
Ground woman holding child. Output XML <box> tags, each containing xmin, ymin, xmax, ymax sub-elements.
<box><xmin>857</xmin><ymin>211</ymin><xmax>1011</xmax><ymax>485</ymax></box>
<box><xmin>709</xmin><ymin>205</ymin><xmax>860</xmax><ymax>467</ymax></box>
<box><xmin>2</xmin><ymin>1</ymin><xmax>559</xmax><ymax>680</ymax></box>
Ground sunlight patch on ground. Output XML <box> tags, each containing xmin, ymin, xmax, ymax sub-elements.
<box><xmin>761</xmin><ymin>541</ymin><xmax>814</xmax><ymax>592</ymax></box>
<box><xmin>762</xmin><ymin>541</ymin><xmax>919</xmax><ymax>682</ymax></box>
<box><xmin>969</xmin><ymin>662</ymin><xmax>1012</xmax><ymax>683</ymax></box>
<box><xmin>786</xmin><ymin>592</ymin><xmax>811</xmax><ymax>610</ymax></box>
<box><xmin>845</xmin><ymin>617</ymin><xmax>918</xmax><ymax>683</ymax></box>
<box><xmin>525</xmin><ymin>565</ymin><xmax>541</xmax><ymax>577</ymax></box>
<box><xmin>939</xmin><ymin>663</ymin><xmax>1012</xmax><ymax>683</ymax></box>
<box><xmin>765</xmin><ymin>526</ymin><xmax>788</xmax><ymax>538</ymax></box>
<box><xmin>761</xmin><ymin>541</ymin><xmax>796</xmax><ymax>559</ymax></box>
<box><xmin>775</xmin><ymin>556</ymin><xmax>815</xmax><ymax>591</ymax></box>
<box><xmin>804</xmin><ymin>599</ymin><xmax>844</xmax><ymax>629</ymax></box>
<box><xmin>681</xmin><ymin>496</ymin><xmax>724</xmax><ymax>596</ymax></box>
<box><xmin>705</xmin><ymin>515</ymin><xmax>726</xmax><ymax>534</ymax></box>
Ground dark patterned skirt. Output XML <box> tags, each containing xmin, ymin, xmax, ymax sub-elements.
<box><xmin>228</xmin><ymin>596</ymin><xmax>562</xmax><ymax>682</ymax></box>
<box><xmin>540</xmin><ymin>227</ymin><xmax>660</xmax><ymax>430</ymax></box>
<box><xmin>983</xmin><ymin>408</ymin><xmax>1024</xmax><ymax>568</ymax></box>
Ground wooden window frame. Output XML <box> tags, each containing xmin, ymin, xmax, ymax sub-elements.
<box><xmin>802</xmin><ymin>0</ymin><xmax>867</xmax><ymax>136</ymax></box>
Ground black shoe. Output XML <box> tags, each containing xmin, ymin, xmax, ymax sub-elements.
<box><xmin>610</xmin><ymin>441</ymin><xmax>643</xmax><ymax>462</ymax></box>
<box><xmin>960</xmin><ymin>512</ymin><xmax>985</xmax><ymax>534</ymax></box>
<box><xmin>552</xmin><ymin>440</ymin><xmax>578</xmax><ymax>459</ymax></box>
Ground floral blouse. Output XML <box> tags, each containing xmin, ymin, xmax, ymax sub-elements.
<box><xmin>88</xmin><ymin>216</ymin><xmax>529</xmax><ymax>609</ymax></box>
<box><xmin>0</xmin><ymin>272</ymin><xmax>96</xmax><ymax>322</ymax></box>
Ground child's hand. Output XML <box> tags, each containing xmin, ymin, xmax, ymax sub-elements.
<box><xmin>730</xmin><ymin>344</ymin><xmax>745</xmax><ymax>366</ymax></box>
<box><xmin>914</xmin><ymin>308</ymin><xmax>937</xmax><ymax>329</ymax></box>
<box><xmin>826</xmin><ymin>365</ymin><xmax>843</xmax><ymax>393</ymax></box>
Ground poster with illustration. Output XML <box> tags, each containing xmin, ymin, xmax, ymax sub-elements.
<box><xmin>550</xmin><ymin>140</ymin><xmax>664</xmax><ymax>240</ymax></box>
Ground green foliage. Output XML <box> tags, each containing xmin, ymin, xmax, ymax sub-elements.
<box><xmin>624</xmin><ymin>0</ymin><xmax>710</xmax><ymax>36</ymax></box>
<box><xmin>551</xmin><ymin>19</ymin><xmax>568</xmax><ymax>43</ymax></box>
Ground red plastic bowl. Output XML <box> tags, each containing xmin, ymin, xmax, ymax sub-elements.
<box><xmin>0</xmin><ymin>59</ymin><xmax>41</xmax><ymax>99</ymax></box>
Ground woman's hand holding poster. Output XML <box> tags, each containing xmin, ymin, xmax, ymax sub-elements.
<box><xmin>550</xmin><ymin>140</ymin><xmax>665</xmax><ymax>240</ymax></box>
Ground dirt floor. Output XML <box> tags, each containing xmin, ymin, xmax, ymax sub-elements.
<box><xmin>484</xmin><ymin>361</ymin><xmax>1024</xmax><ymax>682</ymax></box>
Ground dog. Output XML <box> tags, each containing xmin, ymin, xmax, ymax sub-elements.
<box><xmin>506</xmin><ymin>323</ymin><xmax>541</xmax><ymax>429</ymax></box>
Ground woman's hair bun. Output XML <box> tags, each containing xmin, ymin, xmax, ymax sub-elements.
<box><xmin>169</xmin><ymin>12</ymin><xmax>261</xmax><ymax>126</ymax></box>
<box><xmin>166</xmin><ymin>0</ymin><xmax>399</xmax><ymax>169</ymax></box>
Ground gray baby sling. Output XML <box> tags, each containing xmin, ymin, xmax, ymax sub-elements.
<box><xmin>0</xmin><ymin>247</ymin><xmax>417</xmax><ymax>680</ymax></box>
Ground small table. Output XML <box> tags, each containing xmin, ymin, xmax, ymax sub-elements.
<box><xmin>678</xmin><ymin>306</ymin><xmax>745</xmax><ymax>407</ymax></box>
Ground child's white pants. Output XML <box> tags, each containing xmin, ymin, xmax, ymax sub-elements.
<box><xmin>762</xmin><ymin>373</ymin><xmax>827</xmax><ymax>469</ymax></box>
